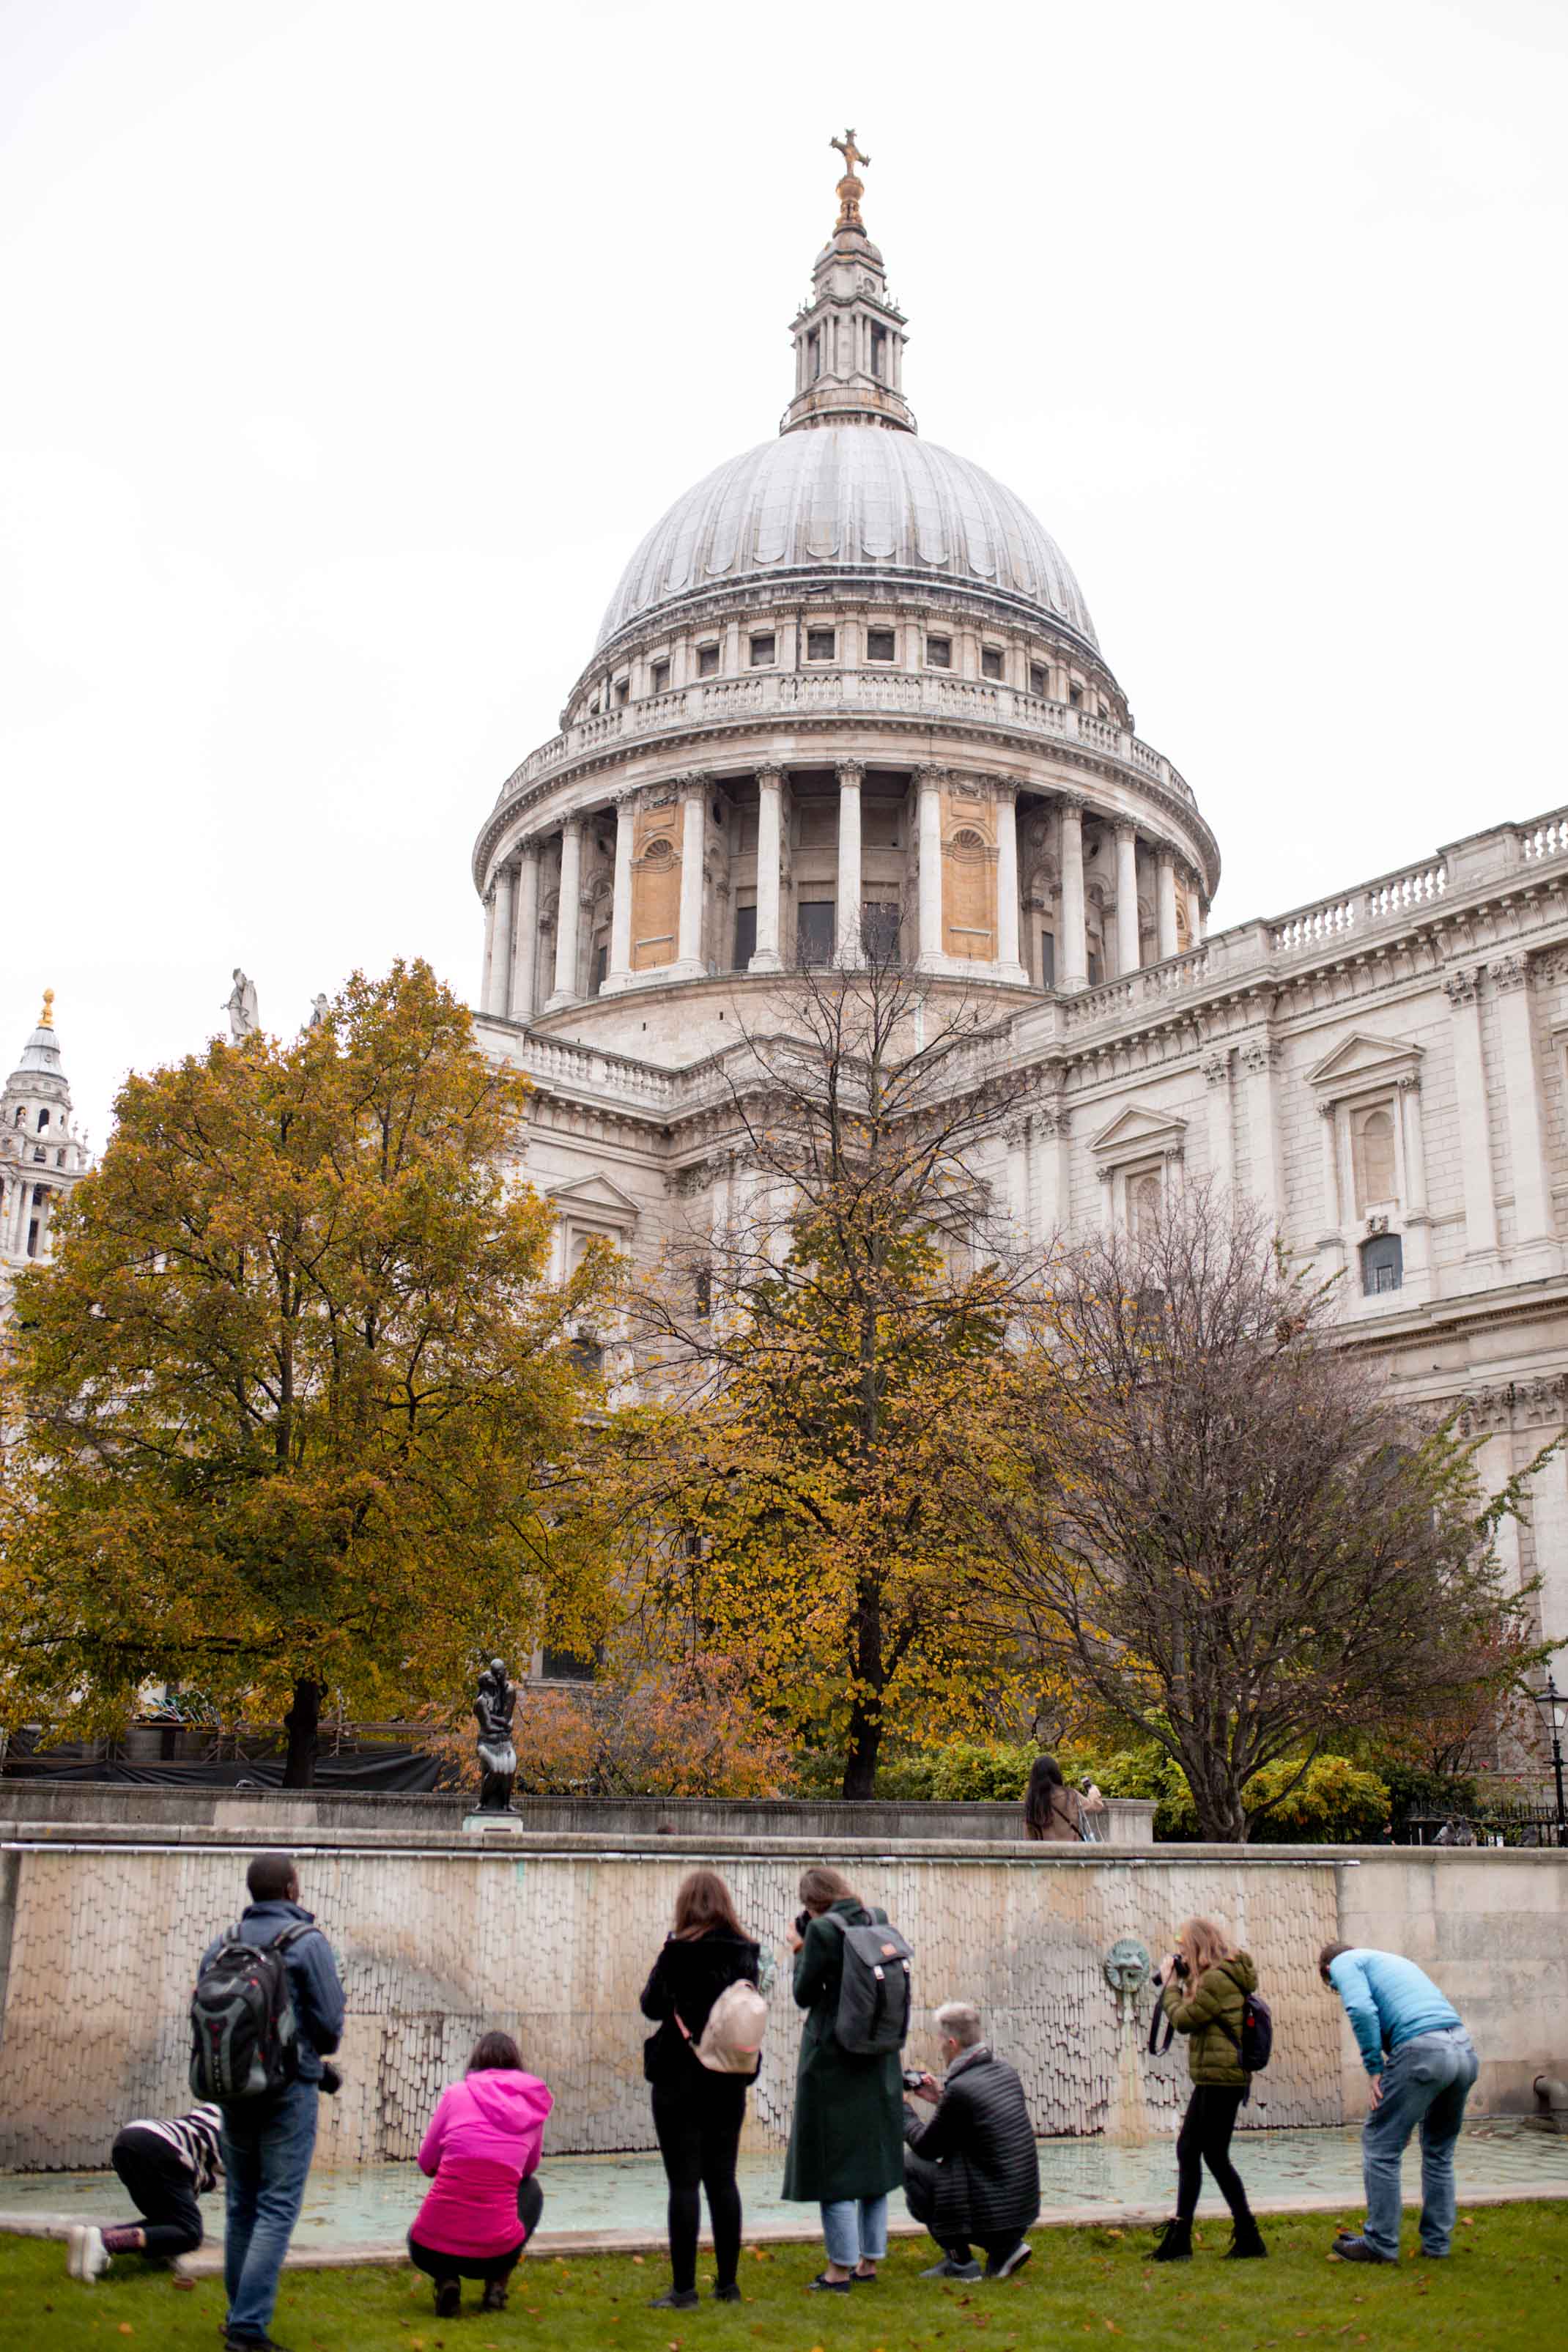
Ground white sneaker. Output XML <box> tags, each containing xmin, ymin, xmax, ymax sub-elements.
<box><xmin>67</xmin><ymin>2225</ymin><xmax>110</xmax><ymax>2283</ymax></box>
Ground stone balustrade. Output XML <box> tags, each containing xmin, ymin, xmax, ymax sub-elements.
<box><xmin>493</xmin><ymin>670</ymin><xmax>1197</xmax><ymax>811</ymax></box>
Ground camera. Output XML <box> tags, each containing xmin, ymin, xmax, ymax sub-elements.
<box><xmin>794</xmin><ymin>1909</ymin><xmax>811</xmax><ymax>1939</ymax></box>
<box><xmin>1151</xmin><ymin>1955</ymin><xmax>1188</xmax><ymax>1992</ymax></box>
<box><xmin>319</xmin><ymin>2063</ymin><xmax>342</xmax><ymax>2097</ymax></box>
<box><xmin>902</xmin><ymin>2068</ymin><xmax>926</xmax><ymax>2092</ymax></box>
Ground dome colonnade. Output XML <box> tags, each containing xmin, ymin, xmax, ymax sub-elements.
<box><xmin>470</xmin><ymin>150</ymin><xmax>1218</xmax><ymax>1047</ymax></box>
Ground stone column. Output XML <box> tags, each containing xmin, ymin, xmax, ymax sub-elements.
<box><xmin>1443</xmin><ymin>967</ymin><xmax>1498</xmax><ymax>1261</ymax></box>
<box><xmin>916</xmin><ymin>766</ymin><xmax>944</xmax><ymax>966</ymax></box>
<box><xmin>1037</xmin><ymin>1105</ymin><xmax>1071</xmax><ymax>1237</ymax></box>
<box><xmin>992</xmin><ymin>780</ymin><xmax>1026</xmax><ymax>982</ymax></box>
<box><xmin>835</xmin><ymin>761</ymin><xmax>865</xmax><ymax>967</ymax></box>
<box><xmin>479</xmin><ymin>885</ymin><xmax>498</xmax><ymax>1015</ymax></box>
<box><xmin>487</xmin><ymin>860</ymin><xmax>517</xmax><ymax>1018</ymax></box>
<box><xmin>548</xmin><ymin>818</ymin><xmax>584</xmax><ymax>1007</ymax></box>
<box><xmin>1314</xmin><ymin>1101</ymin><xmax>1347</xmax><ymax>1287</ymax></box>
<box><xmin>1202</xmin><ymin>1049</ymin><xmax>1234</xmax><ymax>1190</ymax></box>
<box><xmin>1241</xmin><ymin>1035</ymin><xmax>1282</xmax><ymax>1222</ymax></box>
<box><xmin>1395</xmin><ymin>1071</ymin><xmax>1431</xmax><ymax>1289</ymax></box>
<box><xmin>1114</xmin><ymin>822</ymin><xmax>1140</xmax><ymax>977</ymax></box>
<box><xmin>1526</xmin><ymin>1432</ymin><xmax>1568</xmax><ymax>1652</ymax></box>
<box><xmin>750</xmin><ymin>766</ymin><xmax>785</xmax><ymax>972</ymax></box>
<box><xmin>1005</xmin><ymin>1120</ymin><xmax>1032</xmax><ymax>1239</ymax></box>
<box><xmin>1097</xmin><ymin>1162</ymin><xmax>1116</xmax><ymax>1231</ymax></box>
<box><xmin>1490</xmin><ymin>953</ymin><xmax>1557</xmax><ymax>1271</ymax></box>
<box><xmin>1155</xmin><ymin>849</ymin><xmax>1179</xmax><ymax>962</ymax></box>
<box><xmin>1057</xmin><ymin>795</ymin><xmax>1088</xmax><ymax>991</ymax></box>
<box><xmin>509</xmin><ymin>841</ymin><xmax>541</xmax><ymax>1023</ymax></box>
<box><xmin>604</xmin><ymin>793</ymin><xmax>637</xmax><ymax>991</ymax></box>
<box><xmin>673</xmin><ymin>776</ymin><xmax>707</xmax><ymax>978</ymax></box>
<box><xmin>1184</xmin><ymin>872</ymin><xmax>1203</xmax><ymax>950</ymax></box>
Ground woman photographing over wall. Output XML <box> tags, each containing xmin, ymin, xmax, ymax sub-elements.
<box><xmin>1023</xmin><ymin>1753</ymin><xmax>1106</xmax><ymax>1842</ymax></box>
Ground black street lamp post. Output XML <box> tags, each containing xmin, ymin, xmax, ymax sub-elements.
<box><xmin>1528</xmin><ymin>1672</ymin><xmax>1567</xmax><ymax>1846</ymax></box>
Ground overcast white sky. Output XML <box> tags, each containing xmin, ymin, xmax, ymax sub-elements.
<box><xmin>3</xmin><ymin>0</ymin><xmax>1566</xmax><ymax>1147</ymax></box>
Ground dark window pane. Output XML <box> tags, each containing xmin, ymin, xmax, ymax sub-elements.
<box><xmin>1039</xmin><ymin>930</ymin><xmax>1056</xmax><ymax>987</ymax></box>
<box><xmin>1087</xmin><ymin>951</ymin><xmax>1103</xmax><ymax>986</ymax></box>
<box><xmin>925</xmin><ymin>636</ymin><xmax>951</xmax><ymax>668</ymax></box>
<box><xmin>865</xmin><ymin>629</ymin><xmax>896</xmax><ymax>662</ymax></box>
<box><xmin>650</xmin><ymin>660</ymin><xmax>670</xmax><ymax>692</ymax></box>
<box><xmin>733</xmin><ymin>903</ymin><xmax>758</xmax><ymax>969</ymax></box>
<box><xmin>862</xmin><ymin>902</ymin><xmax>901</xmax><ymax>961</ymax></box>
<box><xmin>807</xmin><ymin>628</ymin><xmax>835</xmax><ymax>662</ymax></box>
<box><xmin>750</xmin><ymin>634</ymin><xmax>775</xmax><ymax>667</ymax></box>
<box><xmin>698</xmin><ymin>643</ymin><xmax>720</xmax><ymax>676</ymax></box>
<box><xmin>541</xmin><ymin>1646</ymin><xmax>596</xmax><ymax>1682</ymax></box>
<box><xmin>1361</xmin><ymin>1234</ymin><xmax>1404</xmax><ymax>1296</ymax></box>
<box><xmin>1029</xmin><ymin>663</ymin><xmax>1049</xmax><ymax>698</ymax></box>
<box><xmin>796</xmin><ymin>901</ymin><xmax>835</xmax><ymax>966</ymax></box>
<box><xmin>593</xmin><ymin>942</ymin><xmax>608</xmax><ymax>994</ymax></box>
<box><xmin>981</xmin><ymin>646</ymin><xmax>1004</xmax><ymax>680</ymax></box>
<box><xmin>1068</xmin><ymin>683</ymin><xmax>1083</xmax><ymax>708</ymax></box>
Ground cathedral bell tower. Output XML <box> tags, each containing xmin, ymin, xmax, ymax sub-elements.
<box><xmin>780</xmin><ymin>129</ymin><xmax>914</xmax><ymax>437</ymax></box>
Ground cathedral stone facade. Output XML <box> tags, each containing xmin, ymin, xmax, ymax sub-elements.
<box><xmin>1</xmin><ymin>992</ymin><xmax>90</xmax><ymax>1318</ymax></box>
<box><xmin>473</xmin><ymin>156</ymin><xmax>1567</xmax><ymax>1671</ymax></box>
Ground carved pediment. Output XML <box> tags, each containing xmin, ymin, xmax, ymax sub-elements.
<box><xmin>545</xmin><ymin>1172</ymin><xmax>641</xmax><ymax>1230</ymax></box>
<box><xmin>1090</xmin><ymin>1102</ymin><xmax>1188</xmax><ymax>1167</ymax></box>
<box><xmin>1306</xmin><ymin>1032</ymin><xmax>1422</xmax><ymax>1100</ymax></box>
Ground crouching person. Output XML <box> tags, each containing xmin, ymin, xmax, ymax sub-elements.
<box><xmin>408</xmin><ymin>2032</ymin><xmax>552</xmax><ymax>2318</ymax></box>
<box><xmin>67</xmin><ymin>2103</ymin><xmax>223</xmax><ymax>2283</ymax></box>
<box><xmin>903</xmin><ymin>2001</ymin><xmax>1040</xmax><ymax>2282</ymax></box>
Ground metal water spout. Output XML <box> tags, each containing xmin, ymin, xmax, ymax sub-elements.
<box><xmin>1103</xmin><ymin>1939</ymin><xmax>1154</xmax><ymax>2146</ymax></box>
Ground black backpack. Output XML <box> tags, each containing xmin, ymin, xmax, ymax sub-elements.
<box><xmin>821</xmin><ymin>1909</ymin><xmax>914</xmax><ymax>2057</ymax></box>
<box><xmin>1214</xmin><ymin>1990</ymin><xmax>1273</xmax><ymax>2079</ymax></box>
<box><xmin>190</xmin><ymin>1922</ymin><xmax>312</xmax><ymax>2101</ymax></box>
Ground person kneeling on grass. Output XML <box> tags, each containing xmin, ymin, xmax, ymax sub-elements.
<box><xmin>407</xmin><ymin>2031</ymin><xmax>552</xmax><ymax>2318</ymax></box>
<box><xmin>903</xmin><ymin>2001</ymin><xmax>1039</xmax><ymax>2283</ymax></box>
<box><xmin>67</xmin><ymin>2102</ymin><xmax>224</xmax><ymax>2283</ymax></box>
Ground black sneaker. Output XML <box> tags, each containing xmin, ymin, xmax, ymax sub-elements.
<box><xmin>434</xmin><ymin>2277</ymin><xmax>461</xmax><ymax>2316</ymax></box>
<box><xmin>480</xmin><ymin>2277</ymin><xmax>508</xmax><ymax>2312</ymax></box>
<box><xmin>920</xmin><ymin>2255</ymin><xmax>981</xmax><ymax>2280</ymax></box>
<box><xmin>712</xmin><ymin>2281</ymin><xmax>742</xmax><ymax>2302</ymax></box>
<box><xmin>985</xmin><ymin>2240</ymin><xmax>1033</xmax><ymax>2281</ymax></box>
<box><xmin>650</xmin><ymin>2288</ymin><xmax>700</xmax><ymax>2309</ymax></box>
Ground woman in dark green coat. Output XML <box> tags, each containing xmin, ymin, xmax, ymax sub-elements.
<box><xmin>1148</xmin><ymin>1916</ymin><xmax>1266</xmax><ymax>2264</ymax></box>
<box><xmin>781</xmin><ymin>1867</ymin><xmax>905</xmax><ymax>2291</ymax></box>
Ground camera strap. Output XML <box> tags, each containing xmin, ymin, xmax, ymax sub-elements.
<box><xmin>1147</xmin><ymin>2000</ymin><xmax>1175</xmax><ymax>2058</ymax></box>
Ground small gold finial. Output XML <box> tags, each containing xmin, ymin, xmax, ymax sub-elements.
<box><xmin>39</xmin><ymin>987</ymin><xmax>55</xmax><ymax>1029</ymax></box>
<box><xmin>831</xmin><ymin>127</ymin><xmax>870</xmax><ymax>231</ymax></box>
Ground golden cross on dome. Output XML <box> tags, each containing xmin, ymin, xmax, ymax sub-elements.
<box><xmin>831</xmin><ymin>127</ymin><xmax>870</xmax><ymax>229</ymax></box>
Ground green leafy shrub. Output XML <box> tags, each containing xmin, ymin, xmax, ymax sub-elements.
<box><xmin>1242</xmin><ymin>1755</ymin><xmax>1390</xmax><ymax>1843</ymax></box>
<box><xmin>925</xmin><ymin>1741</ymin><xmax>1036</xmax><ymax>1802</ymax></box>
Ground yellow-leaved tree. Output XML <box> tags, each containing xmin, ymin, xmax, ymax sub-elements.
<box><xmin>0</xmin><ymin>961</ymin><xmax>613</xmax><ymax>1782</ymax></box>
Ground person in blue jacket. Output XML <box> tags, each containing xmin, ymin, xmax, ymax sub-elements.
<box><xmin>200</xmin><ymin>1853</ymin><xmax>347</xmax><ymax>2350</ymax></box>
<box><xmin>1318</xmin><ymin>1942</ymin><xmax>1478</xmax><ymax>2264</ymax></box>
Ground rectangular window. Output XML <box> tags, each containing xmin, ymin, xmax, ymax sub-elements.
<box><xmin>750</xmin><ymin>633</ymin><xmax>776</xmax><ymax>667</ymax></box>
<box><xmin>733</xmin><ymin>903</ymin><xmax>758</xmax><ymax>969</ymax></box>
<box><xmin>1361</xmin><ymin>1233</ymin><xmax>1404</xmax><ymax>1296</ymax></box>
<box><xmin>1068</xmin><ymin>682</ymin><xmax>1084</xmax><ymax>709</ymax></box>
<box><xmin>806</xmin><ymin>627</ymin><xmax>835</xmax><ymax>662</ymax></box>
<box><xmin>925</xmin><ymin>635</ymin><xmax>952</xmax><ymax>668</ymax></box>
<box><xmin>870</xmin><ymin>323</ymin><xmax>887</xmax><ymax>379</ymax></box>
<box><xmin>1087</xmin><ymin>950</ymin><xmax>1103</xmax><ymax>987</ymax></box>
<box><xmin>649</xmin><ymin>659</ymin><xmax>670</xmax><ymax>694</ymax></box>
<box><xmin>807</xmin><ymin>328</ymin><xmax>821</xmax><ymax>381</ymax></box>
<box><xmin>1039</xmin><ymin>929</ymin><xmax>1056</xmax><ymax>988</ymax></box>
<box><xmin>865</xmin><ymin>627</ymin><xmax>896</xmax><ymax>662</ymax></box>
<box><xmin>862</xmin><ymin>901</ymin><xmax>901</xmax><ymax>961</ymax></box>
<box><xmin>796</xmin><ymin>901</ymin><xmax>835</xmax><ymax>966</ymax></box>
<box><xmin>697</xmin><ymin>643</ymin><xmax>720</xmax><ymax>678</ymax></box>
<box><xmin>981</xmin><ymin>646</ymin><xmax>1004</xmax><ymax>680</ymax></box>
<box><xmin>614</xmin><ymin>677</ymin><xmax>629</xmax><ymax>706</ymax></box>
<box><xmin>593</xmin><ymin>942</ymin><xmax>608</xmax><ymax>995</ymax></box>
<box><xmin>1029</xmin><ymin>662</ymin><xmax>1049</xmax><ymax>698</ymax></box>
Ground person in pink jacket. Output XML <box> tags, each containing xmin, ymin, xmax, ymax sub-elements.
<box><xmin>407</xmin><ymin>2032</ymin><xmax>552</xmax><ymax>2317</ymax></box>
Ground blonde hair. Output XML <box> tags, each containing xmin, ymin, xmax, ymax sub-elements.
<box><xmin>1176</xmin><ymin>1917</ymin><xmax>1237</xmax><ymax>1976</ymax></box>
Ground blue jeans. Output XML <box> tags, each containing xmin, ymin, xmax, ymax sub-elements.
<box><xmin>1361</xmin><ymin>2024</ymin><xmax>1478</xmax><ymax>2259</ymax></box>
<box><xmin>221</xmin><ymin>2077</ymin><xmax>320</xmax><ymax>2339</ymax></box>
<box><xmin>820</xmin><ymin>2194</ymin><xmax>889</xmax><ymax>2269</ymax></box>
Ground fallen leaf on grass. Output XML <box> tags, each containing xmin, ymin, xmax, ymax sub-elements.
<box><xmin>118</xmin><ymin>2330</ymin><xmax>133</xmax><ymax>2339</ymax></box>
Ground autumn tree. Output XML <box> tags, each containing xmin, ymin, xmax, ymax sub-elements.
<box><xmin>0</xmin><ymin>962</ymin><xmax>613</xmax><ymax>1783</ymax></box>
<box><xmin>607</xmin><ymin>942</ymin><xmax>1051</xmax><ymax>1797</ymax></box>
<box><xmin>965</xmin><ymin>1185</ymin><xmax>1547</xmax><ymax>1840</ymax></box>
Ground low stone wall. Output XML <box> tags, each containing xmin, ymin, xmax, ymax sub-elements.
<box><xmin>0</xmin><ymin>1783</ymin><xmax>1158</xmax><ymax>1844</ymax></box>
<box><xmin>0</xmin><ymin>1822</ymin><xmax>1561</xmax><ymax>2173</ymax></box>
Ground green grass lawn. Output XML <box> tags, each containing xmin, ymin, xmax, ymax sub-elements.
<box><xmin>5</xmin><ymin>2203</ymin><xmax>1566</xmax><ymax>2351</ymax></box>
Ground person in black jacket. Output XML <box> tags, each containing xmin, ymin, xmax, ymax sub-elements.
<box><xmin>639</xmin><ymin>1868</ymin><xmax>763</xmax><ymax>2313</ymax></box>
<box><xmin>903</xmin><ymin>2001</ymin><xmax>1040</xmax><ymax>2282</ymax></box>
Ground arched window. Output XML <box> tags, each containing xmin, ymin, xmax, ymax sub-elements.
<box><xmin>1353</xmin><ymin>1104</ymin><xmax>1397</xmax><ymax>1210</ymax></box>
<box><xmin>1361</xmin><ymin>1232</ymin><xmax>1403</xmax><ymax>1296</ymax></box>
<box><xmin>37</xmin><ymin>1109</ymin><xmax>49</xmax><ymax>1131</ymax></box>
<box><xmin>1129</xmin><ymin>1170</ymin><xmax>1162</xmax><ymax>1235</ymax></box>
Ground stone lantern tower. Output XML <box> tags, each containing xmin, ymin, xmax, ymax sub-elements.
<box><xmin>1</xmin><ymin>990</ymin><xmax>91</xmax><ymax>1295</ymax></box>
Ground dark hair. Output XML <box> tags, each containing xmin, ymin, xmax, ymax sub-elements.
<box><xmin>1024</xmin><ymin>1754</ymin><xmax>1070</xmax><ymax>1837</ymax></box>
<box><xmin>1318</xmin><ymin>1941</ymin><xmax>1351</xmax><ymax>1982</ymax></box>
<box><xmin>798</xmin><ymin>1865</ymin><xmax>855</xmax><ymax>1916</ymax></box>
<box><xmin>246</xmin><ymin>1851</ymin><xmax>297</xmax><ymax>1903</ymax></box>
<box><xmin>672</xmin><ymin>1868</ymin><xmax>747</xmax><ymax>1941</ymax></box>
<box><xmin>467</xmin><ymin>2031</ymin><xmax>522</xmax><ymax>2074</ymax></box>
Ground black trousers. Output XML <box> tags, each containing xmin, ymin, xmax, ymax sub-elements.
<box><xmin>110</xmin><ymin>2127</ymin><xmax>204</xmax><ymax>2258</ymax></box>
<box><xmin>903</xmin><ymin>2151</ymin><xmax>1022</xmax><ymax>2264</ymax></box>
<box><xmin>1175</xmin><ymin>2086</ymin><xmax>1251</xmax><ymax>2225</ymax></box>
<box><xmin>407</xmin><ymin>2174</ymin><xmax>543</xmax><ymax>2285</ymax></box>
<box><xmin>650</xmin><ymin>2077</ymin><xmax>746</xmax><ymax>2294</ymax></box>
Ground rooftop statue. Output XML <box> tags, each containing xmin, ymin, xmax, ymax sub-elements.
<box><xmin>223</xmin><ymin>969</ymin><xmax>259</xmax><ymax>1043</ymax></box>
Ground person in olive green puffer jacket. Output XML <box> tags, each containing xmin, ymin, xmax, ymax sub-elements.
<box><xmin>1147</xmin><ymin>1918</ymin><xmax>1266</xmax><ymax>2264</ymax></box>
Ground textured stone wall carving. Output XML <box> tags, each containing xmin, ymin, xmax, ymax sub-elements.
<box><xmin>0</xmin><ymin>1847</ymin><xmax>1342</xmax><ymax>2171</ymax></box>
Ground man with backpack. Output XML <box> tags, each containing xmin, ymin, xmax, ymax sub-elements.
<box><xmin>1319</xmin><ymin>1942</ymin><xmax>1479</xmax><ymax>2264</ymax></box>
<box><xmin>903</xmin><ymin>2001</ymin><xmax>1039</xmax><ymax>2282</ymax></box>
<box><xmin>193</xmin><ymin>1852</ymin><xmax>346</xmax><ymax>2350</ymax></box>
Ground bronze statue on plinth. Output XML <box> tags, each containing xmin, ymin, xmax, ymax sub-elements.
<box><xmin>473</xmin><ymin>1657</ymin><xmax>518</xmax><ymax>1814</ymax></box>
